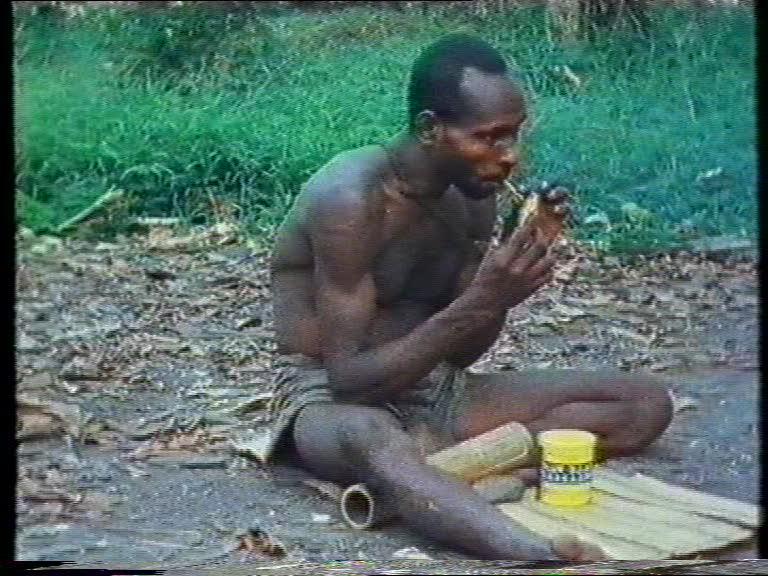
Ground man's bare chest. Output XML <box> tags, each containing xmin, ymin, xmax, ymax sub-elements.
<box><xmin>372</xmin><ymin>204</ymin><xmax>480</xmax><ymax>306</ymax></box>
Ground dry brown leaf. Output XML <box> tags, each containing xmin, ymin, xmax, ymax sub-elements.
<box><xmin>146</xmin><ymin>429</ymin><xmax>211</xmax><ymax>454</ymax></box>
<box><xmin>18</xmin><ymin>476</ymin><xmax>81</xmax><ymax>504</ymax></box>
<box><xmin>59</xmin><ymin>357</ymin><xmax>101</xmax><ymax>381</ymax></box>
<box><xmin>80</xmin><ymin>492</ymin><xmax>122</xmax><ymax>513</ymax></box>
<box><xmin>236</xmin><ymin>526</ymin><xmax>286</xmax><ymax>558</ymax></box>
<box><xmin>649</xmin><ymin>359</ymin><xmax>686</xmax><ymax>372</ymax></box>
<box><xmin>19</xmin><ymin>373</ymin><xmax>54</xmax><ymax>391</ymax></box>
<box><xmin>657</xmin><ymin>337</ymin><xmax>687</xmax><ymax>348</ymax></box>
<box><xmin>30</xmin><ymin>501</ymin><xmax>66</xmax><ymax>515</ymax></box>
<box><xmin>302</xmin><ymin>479</ymin><xmax>344</xmax><ymax>502</ymax></box>
<box><xmin>551</xmin><ymin>303</ymin><xmax>588</xmax><ymax>321</ymax></box>
<box><xmin>17</xmin><ymin>394</ymin><xmax>82</xmax><ymax>440</ymax></box>
<box><xmin>566</xmin><ymin>293</ymin><xmax>615</xmax><ymax>307</ymax></box>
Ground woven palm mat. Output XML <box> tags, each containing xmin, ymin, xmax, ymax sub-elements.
<box><xmin>498</xmin><ymin>468</ymin><xmax>759</xmax><ymax>560</ymax></box>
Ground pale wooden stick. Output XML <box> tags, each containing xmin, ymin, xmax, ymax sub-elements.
<box><xmin>55</xmin><ymin>186</ymin><xmax>124</xmax><ymax>234</ymax></box>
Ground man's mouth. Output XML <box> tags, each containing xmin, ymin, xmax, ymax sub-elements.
<box><xmin>479</xmin><ymin>171</ymin><xmax>510</xmax><ymax>184</ymax></box>
<box><xmin>479</xmin><ymin>175</ymin><xmax>508</xmax><ymax>192</ymax></box>
<box><xmin>477</xmin><ymin>180</ymin><xmax>501</xmax><ymax>196</ymax></box>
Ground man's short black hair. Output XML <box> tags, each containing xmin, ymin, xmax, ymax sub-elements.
<box><xmin>408</xmin><ymin>34</ymin><xmax>507</xmax><ymax>132</ymax></box>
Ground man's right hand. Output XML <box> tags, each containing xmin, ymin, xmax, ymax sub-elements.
<box><xmin>468</xmin><ymin>221</ymin><xmax>556</xmax><ymax>311</ymax></box>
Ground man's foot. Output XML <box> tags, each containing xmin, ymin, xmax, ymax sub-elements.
<box><xmin>551</xmin><ymin>534</ymin><xmax>608</xmax><ymax>561</ymax></box>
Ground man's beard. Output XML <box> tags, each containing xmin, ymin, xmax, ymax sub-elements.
<box><xmin>443</xmin><ymin>157</ymin><xmax>501</xmax><ymax>200</ymax></box>
<box><xmin>458</xmin><ymin>174</ymin><xmax>500</xmax><ymax>199</ymax></box>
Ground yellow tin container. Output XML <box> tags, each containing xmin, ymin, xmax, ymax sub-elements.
<box><xmin>537</xmin><ymin>429</ymin><xmax>597</xmax><ymax>507</ymax></box>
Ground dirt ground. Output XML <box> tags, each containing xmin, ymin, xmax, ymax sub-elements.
<box><xmin>15</xmin><ymin>225</ymin><xmax>760</xmax><ymax>569</ymax></box>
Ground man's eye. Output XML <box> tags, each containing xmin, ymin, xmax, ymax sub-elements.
<box><xmin>478</xmin><ymin>131</ymin><xmax>517</xmax><ymax>146</ymax></box>
<box><xmin>495</xmin><ymin>134</ymin><xmax>517</xmax><ymax>147</ymax></box>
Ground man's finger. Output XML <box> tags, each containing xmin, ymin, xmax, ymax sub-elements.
<box><xmin>528</xmin><ymin>251</ymin><xmax>556</xmax><ymax>279</ymax></box>
<box><xmin>511</xmin><ymin>220</ymin><xmax>536</xmax><ymax>244</ymax></box>
<box><xmin>498</xmin><ymin>221</ymin><xmax>536</xmax><ymax>265</ymax></box>
<box><xmin>517</xmin><ymin>236</ymin><xmax>549</xmax><ymax>271</ymax></box>
<box><xmin>533</xmin><ymin>270</ymin><xmax>554</xmax><ymax>290</ymax></box>
<box><xmin>513</xmin><ymin>225</ymin><xmax>544</xmax><ymax>265</ymax></box>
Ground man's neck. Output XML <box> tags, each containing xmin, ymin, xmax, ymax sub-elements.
<box><xmin>386</xmin><ymin>133</ymin><xmax>452</xmax><ymax>200</ymax></box>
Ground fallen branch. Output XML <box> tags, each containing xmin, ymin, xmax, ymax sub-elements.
<box><xmin>55</xmin><ymin>186</ymin><xmax>124</xmax><ymax>234</ymax></box>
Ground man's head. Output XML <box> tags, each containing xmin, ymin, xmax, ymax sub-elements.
<box><xmin>408</xmin><ymin>34</ymin><xmax>527</xmax><ymax>199</ymax></box>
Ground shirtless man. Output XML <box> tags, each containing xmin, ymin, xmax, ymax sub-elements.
<box><xmin>264</xmin><ymin>34</ymin><xmax>673</xmax><ymax>560</ymax></box>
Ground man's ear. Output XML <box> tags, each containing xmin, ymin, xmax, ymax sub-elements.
<box><xmin>414</xmin><ymin>110</ymin><xmax>442</xmax><ymax>145</ymax></box>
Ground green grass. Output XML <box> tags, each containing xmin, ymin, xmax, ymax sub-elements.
<box><xmin>14</xmin><ymin>3</ymin><xmax>756</xmax><ymax>252</ymax></box>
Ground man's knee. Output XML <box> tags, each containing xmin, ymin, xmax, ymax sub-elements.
<box><xmin>620</xmin><ymin>375</ymin><xmax>674</xmax><ymax>452</ymax></box>
<box><xmin>633</xmin><ymin>375</ymin><xmax>673</xmax><ymax>424</ymax></box>
<box><xmin>615</xmin><ymin>370</ymin><xmax>669</xmax><ymax>405</ymax></box>
<box><xmin>337</xmin><ymin>407</ymin><xmax>415</xmax><ymax>463</ymax></box>
<box><xmin>293</xmin><ymin>404</ymin><xmax>416</xmax><ymax>484</ymax></box>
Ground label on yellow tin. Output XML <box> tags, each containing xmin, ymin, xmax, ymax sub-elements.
<box><xmin>539</xmin><ymin>461</ymin><xmax>594</xmax><ymax>506</ymax></box>
<box><xmin>537</xmin><ymin>430</ymin><xmax>597</xmax><ymax>507</ymax></box>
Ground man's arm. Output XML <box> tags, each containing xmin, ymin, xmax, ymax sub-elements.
<box><xmin>438</xmin><ymin>250</ymin><xmax>505</xmax><ymax>368</ymax></box>
<box><xmin>444</xmin><ymin>189</ymin><xmax>570</xmax><ymax>368</ymax></box>
<box><xmin>446</xmin><ymin>314</ymin><xmax>507</xmax><ymax>368</ymax></box>
<box><xmin>312</xmin><ymin>193</ymin><xmax>502</xmax><ymax>404</ymax></box>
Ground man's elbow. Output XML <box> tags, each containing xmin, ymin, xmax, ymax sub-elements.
<box><xmin>326</xmin><ymin>360</ymin><xmax>366</xmax><ymax>395</ymax></box>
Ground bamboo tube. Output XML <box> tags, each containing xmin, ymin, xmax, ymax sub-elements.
<box><xmin>425</xmin><ymin>421</ymin><xmax>535</xmax><ymax>482</ymax></box>
<box><xmin>339</xmin><ymin>483</ymin><xmax>397</xmax><ymax>530</ymax></box>
<box><xmin>340</xmin><ymin>421</ymin><xmax>535</xmax><ymax>530</ymax></box>
<box><xmin>502</xmin><ymin>180</ymin><xmax>567</xmax><ymax>245</ymax></box>
<box><xmin>517</xmin><ymin>192</ymin><xmax>565</xmax><ymax>245</ymax></box>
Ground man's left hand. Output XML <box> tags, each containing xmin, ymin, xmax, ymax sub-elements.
<box><xmin>539</xmin><ymin>184</ymin><xmax>574</xmax><ymax>227</ymax></box>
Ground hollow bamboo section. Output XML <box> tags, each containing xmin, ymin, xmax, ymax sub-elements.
<box><xmin>339</xmin><ymin>483</ymin><xmax>397</xmax><ymax>530</ymax></box>
<box><xmin>425</xmin><ymin>421</ymin><xmax>536</xmax><ymax>482</ymax></box>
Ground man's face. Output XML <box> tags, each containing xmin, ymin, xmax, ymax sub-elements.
<box><xmin>436</xmin><ymin>67</ymin><xmax>527</xmax><ymax>199</ymax></box>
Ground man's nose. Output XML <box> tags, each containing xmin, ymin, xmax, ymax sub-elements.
<box><xmin>498</xmin><ymin>149</ymin><xmax>520</xmax><ymax>174</ymax></box>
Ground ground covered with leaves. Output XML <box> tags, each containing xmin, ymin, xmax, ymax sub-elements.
<box><xmin>15</xmin><ymin>225</ymin><xmax>758</xmax><ymax>567</ymax></box>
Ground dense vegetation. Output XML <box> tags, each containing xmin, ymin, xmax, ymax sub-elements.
<box><xmin>14</xmin><ymin>2</ymin><xmax>756</xmax><ymax>252</ymax></box>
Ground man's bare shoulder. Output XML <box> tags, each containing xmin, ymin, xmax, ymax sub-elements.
<box><xmin>289</xmin><ymin>145</ymin><xmax>388</xmax><ymax>237</ymax></box>
<box><xmin>273</xmin><ymin>146</ymin><xmax>386</xmax><ymax>267</ymax></box>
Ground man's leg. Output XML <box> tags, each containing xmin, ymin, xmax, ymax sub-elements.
<box><xmin>452</xmin><ymin>369</ymin><xmax>673</xmax><ymax>457</ymax></box>
<box><xmin>292</xmin><ymin>402</ymin><xmax>599</xmax><ymax>560</ymax></box>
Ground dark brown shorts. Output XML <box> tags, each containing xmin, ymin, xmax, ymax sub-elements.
<box><xmin>254</xmin><ymin>354</ymin><xmax>469</xmax><ymax>463</ymax></box>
